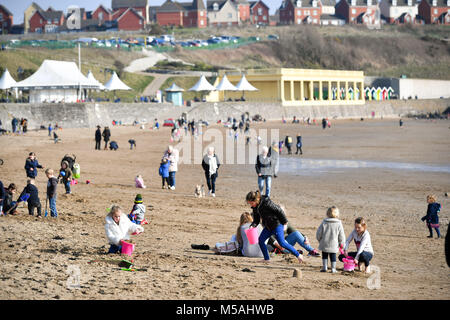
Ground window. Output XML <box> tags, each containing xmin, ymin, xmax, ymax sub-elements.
<box><xmin>0</xmin><ymin>13</ymin><xmax>3</xmax><ymax>21</ymax></box>
<box><xmin>313</xmin><ymin>10</ymin><xmax>317</xmax><ymax>16</ymax></box>
<box><xmin>213</xmin><ymin>3</ymin><xmax>219</xmax><ymax>11</ymax></box>
<box><xmin>298</xmin><ymin>10</ymin><xmax>302</xmax><ymax>15</ymax></box>
<box><xmin>200</xmin><ymin>11</ymin><xmax>204</xmax><ymax>16</ymax></box>
<box><xmin>352</xmin><ymin>9</ymin><xmax>356</xmax><ymax>14</ymax></box>
<box><xmin>228</xmin><ymin>13</ymin><xmax>232</xmax><ymax>19</ymax></box>
<box><xmin>40</xmin><ymin>19</ymin><xmax>43</xmax><ymax>24</ymax></box>
<box><xmin>367</xmin><ymin>9</ymin><xmax>371</xmax><ymax>14</ymax></box>
<box><xmin>99</xmin><ymin>12</ymin><xmax>103</xmax><ymax>20</ymax></box>
<box><xmin>54</xmin><ymin>19</ymin><xmax>58</xmax><ymax>24</ymax></box>
<box><xmin>305</xmin><ymin>10</ymin><xmax>310</xmax><ymax>15</ymax></box>
<box><xmin>434</xmin><ymin>9</ymin><xmax>438</xmax><ymax>14</ymax></box>
<box><xmin>200</xmin><ymin>20</ymin><xmax>204</xmax><ymax>25</ymax></box>
<box><xmin>258</xmin><ymin>8</ymin><xmax>263</xmax><ymax>15</ymax></box>
<box><xmin>185</xmin><ymin>11</ymin><xmax>188</xmax><ymax>17</ymax></box>
<box><xmin>263</xmin><ymin>15</ymin><xmax>267</xmax><ymax>21</ymax></box>
<box><xmin>313</xmin><ymin>18</ymin><xmax>317</xmax><ymax>23</ymax></box>
<box><xmin>297</xmin><ymin>18</ymin><xmax>301</xmax><ymax>24</ymax></box>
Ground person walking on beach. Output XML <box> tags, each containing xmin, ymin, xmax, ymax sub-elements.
<box><xmin>95</xmin><ymin>125</ymin><xmax>102</xmax><ymax>150</ymax></box>
<box><xmin>284</xmin><ymin>135</ymin><xmax>293</xmax><ymax>155</ymax></box>
<box><xmin>46</xmin><ymin>169</ymin><xmax>58</xmax><ymax>218</ymax></box>
<box><xmin>163</xmin><ymin>146</ymin><xmax>179</xmax><ymax>190</ymax></box>
<box><xmin>202</xmin><ymin>147</ymin><xmax>220</xmax><ymax>197</ymax></box>
<box><xmin>48</xmin><ymin>123</ymin><xmax>53</xmax><ymax>137</ymax></box>
<box><xmin>421</xmin><ymin>195</ymin><xmax>441</xmax><ymax>238</ymax></box>
<box><xmin>256</xmin><ymin>146</ymin><xmax>273</xmax><ymax>197</ymax></box>
<box><xmin>295</xmin><ymin>134</ymin><xmax>303</xmax><ymax>155</ymax></box>
<box><xmin>246</xmin><ymin>190</ymin><xmax>304</xmax><ymax>264</ymax></box>
<box><xmin>102</xmin><ymin>126</ymin><xmax>111</xmax><ymax>150</ymax></box>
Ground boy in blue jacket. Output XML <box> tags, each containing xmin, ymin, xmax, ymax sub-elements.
<box><xmin>24</xmin><ymin>152</ymin><xmax>43</xmax><ymax>179</ymax></box>
<box><xmin>422</xmin><ymin>195</ymin><xmax>441</xmax><ymax>238</ymax></box>
<box><xmin>18</xmin><ymin>179</ymin><xmax>42</xmax><ymax>217</ymax></box>
<box><xmin>159</xmin><ymin>158</ymin><xmax>170</xmax><ymax>189</ymax></box>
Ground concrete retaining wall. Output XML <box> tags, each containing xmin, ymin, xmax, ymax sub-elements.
<box><xmin>1</xmin><ymin>98</ymin><xmax>448</xmax><ymax>131</ymax></box>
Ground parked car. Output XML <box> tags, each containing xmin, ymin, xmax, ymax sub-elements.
<box><xmin>163</xmin><ymin>119</ymin><xmax>175</xmax><ymax>127</ymax></box>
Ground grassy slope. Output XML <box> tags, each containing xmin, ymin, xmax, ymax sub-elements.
<box><xmin>0</xmin><ymin>47</ymin><xmax>154</xmax><ymax>101</ymax></box>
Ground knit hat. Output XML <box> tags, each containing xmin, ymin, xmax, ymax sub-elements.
<box><xmin>135</xmin><ymin>194</ymin><xmax>143</xmax><ymax>203</ymax></box>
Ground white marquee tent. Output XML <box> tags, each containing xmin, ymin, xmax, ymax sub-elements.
<box><xmin>86</xmin><ymin>70</ymin><xmax>105</xmax><ymax>91</ymax></box>
<box><xmin>104</xmin><ymin>71</ymin><xmax>131</xmax><ymax>91</ymax></box>
<box><xmin>235</xmin><ymin>74</ymin><xmax>258</xmax><ymax>92</ymax></box>
<box><xmin>215</xmin><ymin>74</ymin><xmax>237</xmax><ymax>91</ymax></box>
<box><xmin>13</xmin><ymin>60</ymin><xmax>100</xmax><ymax>103</ymax></box>
<box><xmin>188</xmin><ymin>75</ymin><xmax>216</xmax><ymax>92</ymax></box>
<box><xmin>0</xmin><ymin>68</ymin><xmax>18</xmax><ymax>100</ymax></box>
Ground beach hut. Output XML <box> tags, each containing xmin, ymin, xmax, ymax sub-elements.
<box><xmin>376</xmin><ymin>87</ymin><xmax>382</xmax><ymax>101</ymax></box>
<box><xmin>370</xmin><ymin>87</ymin><xmax>377</xmax><ymax>101</ymax></box>
<box><xmin>0</xmin><ymin>68</ymin><xmax>18</xmax><ymax>101</ymax></box>
<box><xmin>348</xmin><ymin>87</ymin><xmax>354</xmax><ymax>100</ymax></box>
<box><xmin>365</xmin><ymin>87</ymin><xmax>371</xmax><ymax>100</ymax></box>
<box><xmin>382</xmin><ymin>87</ymin><xmax>388</xmax><ymax>100</ymax></box>
<box><xmin>165</xmin><ymin>82</ymin><xmax>184</xmax><ymax>106</ymax></box>
<box><xmin>387</xmin><ymin>87</ymin><xmax>394</xmax><ymax>100</ymax></box>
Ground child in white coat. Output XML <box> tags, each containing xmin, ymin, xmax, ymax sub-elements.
<box><xmin>316</xmin><ymin>206</ymin><xmax>346</xmax><ymax>273</ymax></box>
<box><xmin>105</xmin><ymin>205</ymin><xmax>144</xmax><ymax>254</ymax></box>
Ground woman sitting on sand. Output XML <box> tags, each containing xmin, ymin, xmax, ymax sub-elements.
<box><xmin>236</xmin><ymin>212</ymin><xmax>263</xmax><ymax>258</ymax></box>
<box><xmin>104</xmin><ymin>205</ymin><xmax>144</xmax><ymax>254</ymax></box>
<box><xmin>246</xmin><ymin>190</ymin><xmax>303</xmax><ymax>264</ymax></box>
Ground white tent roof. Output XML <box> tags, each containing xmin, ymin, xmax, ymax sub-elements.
<box><xmin>86</xmin><ymin>70</ymin><xmax>105</xmax><ymax>90</ymax></box>
<box><xmin>188</xmin><ymin>75</ymin><xmax>216</xmax><ymax>92</ymax></box>
<box><xmin>215</xmin><ymin>74</ymin><xmax>238</xmax><ymax>91</ymax></box>
<box><xmin>235</xmin><ymin>75</ymin><xmax>258</xmax><ymax>91</ymax></box>
<box><xmin>0</xmin><ymin>68</ymin><xmax>17</xmax><ymax>90</ymax></box>
<box><xmin>104</xmin><ymin>71</ymin><xmax>131</xmax><ymax>91</ymax></box>
<box><xmin>165</xmin><ymin>82</ymin><xmax>184</xmax><ymax>92</ymax></box>
<box><xmin>14</xmin><ymin>60</ymin><xmax>99</xmax><ymax>90</ymax></box>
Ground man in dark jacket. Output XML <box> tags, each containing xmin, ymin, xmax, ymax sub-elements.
<box><xmin>18</xmin><ymin>179</ymin><xmax>41</xmax><ymax>217</ymax></box>
<box><xmin>102</xmin><ymin>126</ymin><xmax>111</xmax><ymax>150</ymax></box>
<box><xmin>24</xmin><ymin>152</ymin><xmax>43</xmax><ymax>179</ymax></box>
<box><xmin>95</xmin><ymin>125</ymin><xmax>102</xmax><ymax>150</ymax></box>
<box><xmin>284</xmin><ymin>135</ymin><xmax>293</xmax><ymax>155</ymax></box>
<box><xmin>295</xmin><ymin>134</ymin><xmax>303</xmax><ymax>155</ymax></box>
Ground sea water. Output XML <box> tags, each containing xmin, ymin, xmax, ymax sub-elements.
<box><xmin>278</xmin><ymin>157</ymin><xmax>450</xmax><ymax>176</ymax></box>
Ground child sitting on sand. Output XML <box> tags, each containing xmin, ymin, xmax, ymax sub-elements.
<box><xmin>421</xmin><ymin>195</ymin><xmax>441</xmax><ymax>239</ymax></box>
<box><xmin>135</xmin><ymin>175</ymin><xmax>146</xmax><ymax>189</ymax></box>
<box><xmin>236</xmin><ymin>212</ymin><xmax>263</xmax><ymax>258</ymax></box>
<box><xmin>105</xmin><ymin>205</ymin><xmax>144</xmax><ymax>254</ymax></box>
<box><xmin>338</xmin><ymin>217</ymin><xmax>374</xmax><ymax>274</ymax></box>
<box><xmin>128</xmin><ymin>194</ymin><xmax>148</xmax><ymax>225</ymax></box>
<box><xmin>316</xmin><ymin>206</ymin><xmax>346</xmax><ymax>273</ymax></box>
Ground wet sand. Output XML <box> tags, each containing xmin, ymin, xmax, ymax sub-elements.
<box><xmin>0</xmin><ymin>118</ymin><xmax>449</xmax><ymax>300</ymax></box>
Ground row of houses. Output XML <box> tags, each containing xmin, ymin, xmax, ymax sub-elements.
<box><xmin>0</xmin><ymin>0</ymin><xmax>448</xmax><ymax>34</ymax></box>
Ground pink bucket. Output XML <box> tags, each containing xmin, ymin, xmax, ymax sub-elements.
<box><xmin>121</xmin><ymin>240</ymin><xmax>135</xmax><ymax>256</ymax></box>
<box><xmin>343</xmin><ymin>257</ymin><xmax>356</xmax><ymax>272</ymax></box>
<box><xmin>245</xmin><ymin>227</ymin><xmax>259</xmax><ymax>245</ymax></box>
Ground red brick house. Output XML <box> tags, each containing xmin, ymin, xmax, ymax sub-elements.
<box><xmin>157</xmin><ymin>0</ymin><xmax>207</xmax><ymax>28</ymax></box>
<box><xmin>233</xmin><ymin>0</ymin><xmax>251</xmax><ymax>22</ymax></box>
<box><xmin>250</xmin><ymin>1</ymin><xmax>270</xmax><ymax>25</ymax></box>
<box><xmin>112</xmin><ymin>0</ymin><xmax>149</xmax><ymax>23</ymax></box>
<box><xmin>117</xmin><ymin>7</ymin><xmax>145</xmax><ymax>30</ymax></box>
<box><xmin>181</xmin><ymin>0</ymin><xmax>208</xmax><ymax>28</ymax></box>
<box><xmin>92</xmin><ymin>5</ymin><xmax>113</xmax><ymax>21</ymax></box>
<box><xmin>279</xmin><ymin>0</ymin><xmax>323</xmax><ymax>25</ymax></box>
<box><xmin>0</xmin><ymin>4</ymin><xmax>13</xmax><ymax>34</ymax></box>
<box><xmin>335</xmin><ymin>0</ymin><xmax>378</xmax><ymax>24</ymax></box>
<box><xmin>29</xmin><ymin>9</ymin><xmax>65</xmax><ymax>33</ymax></box>
<box><xmin>418</xmin><ymin>0</ymin><xmax>450</xmax><ymax>24</ymax></box>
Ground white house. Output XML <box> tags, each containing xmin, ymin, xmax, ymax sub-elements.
<box><xmin>379</xmin><ymin>0</ymin><xmax>418</xmax><ymax>24</ymax></box>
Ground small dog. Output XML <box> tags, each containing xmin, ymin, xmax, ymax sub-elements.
<box><xmin>194</xmin><ymin>184</ymin><xmax>205</xmax><ymax>198</ymax></box>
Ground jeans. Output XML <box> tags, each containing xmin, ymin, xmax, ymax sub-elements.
<box><xmin>427</xmin><ymin>223</ymin><xmax>441</xmax><ymax>237</ymax></box>
<box><xmin>258</xmin><ymin>175</ymin><xmax>272</xmax><ymax>197</ymax></box>
<box><xmin>28</xmin><ymin>202</ymin><xmax>42</xmax><ymax>216</ymax></box>
<box><xmin>95</xmin><ymin>140</ymin><xmax>101</xmax><ymax>150</ymax></box>
<box><xmin>108</xmin><ymin>244</ymin><xmax>122</xmax><ymax>254</ymax></box>
<box><xmin>205</xmin><ymin>173</ymin><xmax>217</xmax><ymax>194</ymax></box>
<box><xmin>64</xmin><ymin>181</ymin><xmax>71</xmax><ymax>194</ymax></box>
<box><xmin>162</xmin><ymin>177</ymin><xmax>169</xmax><ymax>188</ymax></box>
<box><xmin>338</xmin><ymin>251</ymin><xmax>373</xmax><ymax>266</ymax></box>
<box><xmin>168</xmin><ymin>171</ymin><xmax>176</xmax><ymax>187</ymax></box>
<box><xmin>286</xmin><ymin>231</ymin><xmax>315</xmax><ymax>252</ymax></box>
<box><xmin>49</xmin><ymin>196</ymin><xmax>57</xmax><ymax>217</ymax></box>
<box><xmin>259</xmin><ymin>224</ymin><xmax>300</xmax><ymax>260</ymax></box>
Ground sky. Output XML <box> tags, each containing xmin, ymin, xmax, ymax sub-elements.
<box><xmin>2</xmin><ymin>0</ymin><xmax>284</xmax><ymax>24</ymax></box>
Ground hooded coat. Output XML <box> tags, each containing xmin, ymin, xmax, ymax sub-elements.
<box><xmin>104</xmin><ymin>213</ymin><xmax>143</xmax><ymax>246</ymax></box>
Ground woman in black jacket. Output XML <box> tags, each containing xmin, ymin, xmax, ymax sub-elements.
<box><xmin>246</xmin><ymin>190</ymin><xmax>303</xmax><ymax>263</ymax></box>
<box><xmin>102</xmin><ymin>126</ymin><xmax>111</xmax><ymax>150</ymax></box>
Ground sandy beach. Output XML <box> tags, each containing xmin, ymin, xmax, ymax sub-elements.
<box><xmin>0</xmin><ymin>118</ymin><xmax>449</xmax><ymax>300</ymax></box>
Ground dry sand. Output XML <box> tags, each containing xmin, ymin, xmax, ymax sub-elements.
<box><xmin>0</xmin><ymin>118</ymin><xmax>449</xmax><ymax>300</ymax></box>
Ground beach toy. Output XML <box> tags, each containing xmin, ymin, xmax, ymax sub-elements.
<box><xmin>70</xmin><ymin>179</ymin><xmax>76</xmax><ymax>185</ymax></box>
<box><xmin>245</xmin><ymin>227</ymin><xmax>259</xmax><ymax>245</ymax></box>
<box><xmin>121</xmin><ymin>240</ymin><xmax>135</xmax><ymax>256</ymax></box>
<box><xmin>60</xmin><ymin>171</ymin><xmax>66</xmax><ymax>177</ymax></box>
<box><xmin>339</xmin><ymin>245</ymin><xmax>357</xmax><ymax>272</ymax></box>
<box><xmin>343</xmin><ymin>257</ymin><xmax>357</xmax><ymax>272</ymax></box>
<box><xmin>19</xmin><ymin>193</ymin><xmax>30</xmax><ymax>202</ymax></box>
